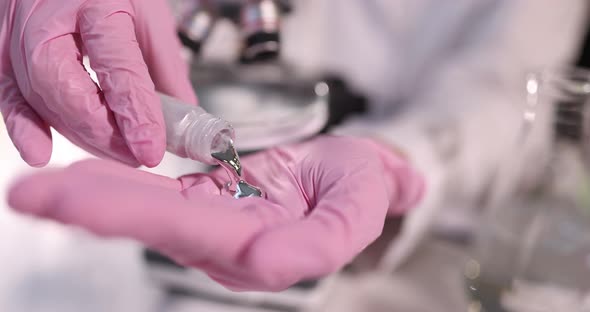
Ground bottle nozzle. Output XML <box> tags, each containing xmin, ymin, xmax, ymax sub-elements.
<box><xmin>160</xmin><ymin>92</ymin><xmax>264</xmax><ymax>199</ymax></box>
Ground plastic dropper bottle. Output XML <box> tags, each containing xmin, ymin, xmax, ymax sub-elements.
<box><xmin>159</xmin><ymin>92</ymin><xmax>234</xmax><ymax>165</ymax></box>
<box><xmin>159</xmin><ymin>92</ymin><xmax>263</xmax><ymax>198</ymax></box>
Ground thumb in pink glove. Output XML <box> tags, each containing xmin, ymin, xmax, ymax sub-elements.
<box><xmin>7</xmin><ymin>136</ymin><xmax>424</xmax><ymax>291</ymax></box>
<box><xmin>0</xmin><ymin>0</ymin><xmax>197</xmax><ymax>168</ymax></box>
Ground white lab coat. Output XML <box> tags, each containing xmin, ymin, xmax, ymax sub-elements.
<box><xmin>280</xmin><ymin>0</ymin><xmax>588</xmax><ymax>277</ymax></box>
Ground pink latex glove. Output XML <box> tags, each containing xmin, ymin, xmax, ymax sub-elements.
<box><xmin>0</xmin><ymin>0</ymin><xmax>197</xmax><ymax>168</ymax></box>
<box><xmin>8</xmin><ymin>136</ymin><xmax>424</xmax><ymax>291</ymax></box>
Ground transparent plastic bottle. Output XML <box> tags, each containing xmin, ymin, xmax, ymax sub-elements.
<box><xmin>159</xmin><ymin>93</ymin><xmax>263</xmax><ymax>198</ymax></box>
<box><xmin>159</xmin><ymin>92</ymin><xmax>235</xmax><ymax>165</ymax></box>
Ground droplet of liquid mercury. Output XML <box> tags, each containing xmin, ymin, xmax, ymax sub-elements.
<box><xmin>211</xmin><ymin>133</ymin><xmax>264</xmax><ymax>199</ymax></box>
<box><xmin>211</xmin><ymin>144</ymin><xmax>242</xmax><ymax>177</ymax></box>
<box><xmin>235</xmin><ymin>180</ymin><xmax>264</xmax><ymax>198</ymax></box>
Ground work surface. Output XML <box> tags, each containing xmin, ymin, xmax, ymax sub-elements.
<box><xmin>0</xmin><ymin>127</ymin><xmax>471</xmax><ymax>312</ymax></box>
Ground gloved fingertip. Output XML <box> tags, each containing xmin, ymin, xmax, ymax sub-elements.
<box><xmin>18</xmin><ymin>141</ymin><xmax>52</xmax><ymax>168</ymax></box>
<box><xmin>7</xmin><ymin>170</ymin><xmax>63</xmax><ymax>216</ymax></box>
<box><xmin>24</xmin><ymin>158</ymin><xmax>50</xmax><ymax>168</ymax></box>
<box><xmin>115</xmin><ymin>155</ymin><xmax>142</xmax><ymax>169</ymax></box>
<box><xmin>408</xmin><ymin>172</ymin><xmax>426</xmax><ymax>206</ymax></box>
<box><xmin>7</xmin><ymin>120</ymin><xmax>53</xmax><ymax>168</ymax></box>
<box><xmin>133</xmin><ymin>143</ymin><xmax>165</xmax><ymax>168</ymax></box>
<box><xmin>394</xmin><ymin>168</ymin><xmax>427</xmax><ymax>214</ymax></box>
<box><xmin>125</xmin><ymin>124</ymin><xmax>166</xmax><ymax>168</ymax></box>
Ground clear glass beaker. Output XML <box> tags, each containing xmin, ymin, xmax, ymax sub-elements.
<box><xmin>466</xmin><ymin>67</ymin><xmax>590</xmax><ymax>312</ymax></box>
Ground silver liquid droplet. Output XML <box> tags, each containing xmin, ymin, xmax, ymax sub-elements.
<box><xmin>211</xmin><ymin>140</ymin><xmax>264</xmax><ymax>199</ymax></box>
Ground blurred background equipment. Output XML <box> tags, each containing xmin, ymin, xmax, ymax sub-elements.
<box><xmin>466</xmin><ymin>66</ymin><xmax>590</xmax><ymax>312</ymax></box>
<box><xmin>172</xmin><ymin>0</ymin><xmax>292</xmax><ymax>64</ymax></box>
<box><xmin>464</xmin><ymin>15</ymin><xmax>590</xmax><ymax>311</ymax></box>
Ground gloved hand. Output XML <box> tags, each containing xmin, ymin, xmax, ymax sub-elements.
<box><xmin>0</xmin><ymin>0</ymin><xmax>197</xmax><ymax>168</ymax></box>
<box><xmin>7</xmin><ymin>136</ymin><xmax>424</xmax><ymax>291</ymax></box>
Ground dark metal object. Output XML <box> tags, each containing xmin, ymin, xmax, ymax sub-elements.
<box><xmin>176</xmin><ymin>0</ymin><xmax>292</xmax><ymax>63</ymax></box>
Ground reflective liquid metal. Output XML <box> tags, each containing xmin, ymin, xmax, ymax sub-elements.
<box><xmin>211</xmin><ymin>136</ymin><xmax>264</xmax><ymax>199</ymax></box>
